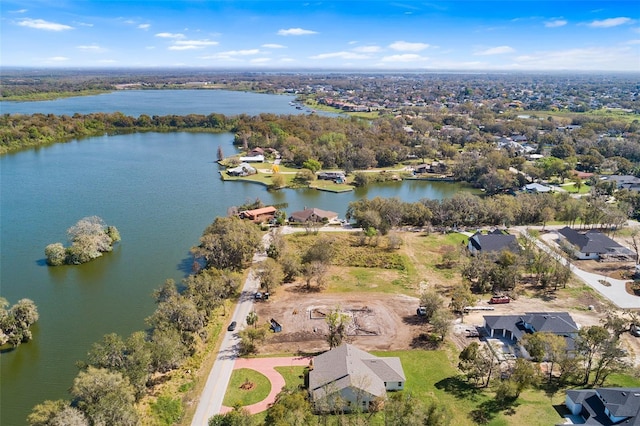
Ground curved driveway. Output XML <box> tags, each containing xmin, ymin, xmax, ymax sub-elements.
<box><xmin>220</xmin><ymin>356</ymin><xmax>311</xmax><ymax>415</ymax></box>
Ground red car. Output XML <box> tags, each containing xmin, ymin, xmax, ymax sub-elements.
<box><xmin>489</xmin><ymin>295</ymin><xmax>510</xmax><ymax>304</ymax></box>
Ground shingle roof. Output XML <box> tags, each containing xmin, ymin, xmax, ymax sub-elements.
<box><xmin>566</xmin><ymin>388</ymin><xmax>640</xmax><ymax>425</ymax></box>
<box><xmin>484</xmin><ymin>312</ymin><xmax>579</xmax><ymax>345</ymax></box>
<box><xmin>469</xmin><ymin>231</ymin><xmax>519</xmax><ymax>253</ymax></box>
<box><xmin>558</xmin><ymin>227</ymin><xmax>626</xmax><ymax>254</ymax></box>
<box><xmin>308</xmin><ymin>343</ymin><xmax>405</xmax><ymax>401</ymax></box>
<box><xmin>289</xmin><ymin>208</ymin><xmax>338</xmax><ymax>222</ymax></box>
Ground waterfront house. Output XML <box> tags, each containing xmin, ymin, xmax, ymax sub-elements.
<box><xmin>226</xmin><ymin>163</ymin><xmax>257</xmax><ymax>177</ymax></box>
<box><xmin>238</xmin><ymin>206</ymin><xmax>277</xmax><ymax>223</ymax></box>
<box><xmin>288</xmin><ymin>207</ymin><xmax>338</xmax><ymax>224</ymax></box>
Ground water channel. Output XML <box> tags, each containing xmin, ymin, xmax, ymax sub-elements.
<box><xmin>0</xmin><ymin>90</ymin><xmax>468</xmax><ymax>425</ymax></box>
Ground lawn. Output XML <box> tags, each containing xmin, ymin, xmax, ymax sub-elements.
<box><xmin>274</xmin><ymin>366</ymin><xmax>306</xmax><ymax>389</ymax></box>
<box><xmin>285</xmin><ymin>231</ymin><xmax>467</xmax><ymax>296</ymax></box>
<box><xmin>559</xmin><ymin>182</ymin><xmax>591</xmax><ymax>194</ymax></box>
<box><xmin>222</xmin><ymin>368</ymin><xmax>272</xmax><ymax>408</ymax></box>
<box><xmin>372</xmin><ymin>349</ymin><xmax>566</xmax><ymax>426</ymax></box>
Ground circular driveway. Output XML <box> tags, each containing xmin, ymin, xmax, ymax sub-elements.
<box><xmin>219</xmin><ymin>356</ymin><xmax>311</xmax><ymax>415</ymax></box>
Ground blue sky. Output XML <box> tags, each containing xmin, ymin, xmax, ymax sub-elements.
<box><xmin>2</xmin><ymin>1</ymin><xmax>639</xmax><ymax>71</ymax></box>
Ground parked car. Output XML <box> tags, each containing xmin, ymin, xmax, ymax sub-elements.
<box><xmin>416</xmin><ymin>306</ymin><xmax>427</xmax><ymax>316</ymax></box>
<box><xmin>631</xmin><ymin>324</ymin><xmax>640</xmax><ymax>337</ymax></box>
<box><xmin>489</xmin><ymin>295</ymin><xmax>510</xmax><ymax>304</ymax></box>
<box><xmin>227</xmin><ymin>321</ymin><xmax>237</xmax><ymax>331</ymax></box>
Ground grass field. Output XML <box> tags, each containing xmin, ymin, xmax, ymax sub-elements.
<box><xmin>532</xmin><ymin>109</ymin><xmax>639</xmax><ymax>124</ymax></box>
<box><xmin>285</xmin><ymin>231</ymin><xmax>468</xmax><ymax>296</ymax></box>
<box><xmin>222</xmin><ymin>368</ymin><xmax>272</xmax><ymax>407</ymax></box>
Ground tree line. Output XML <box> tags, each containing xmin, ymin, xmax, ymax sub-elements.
<box><xmin>346</xmin><ymin>192</ymin><xmax>627</xmax><ymax>234</ymax></box>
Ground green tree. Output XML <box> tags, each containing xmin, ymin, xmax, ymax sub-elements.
<box><xmin>257</xmin><ymin>258</ymin><xmax>284</xmax><ymax>293</ymax></box>
<box><xmin>60</xmin><ymin>216</ymin><xmax>119</xmax><ymax>265</ymax></box>
<box><xmin>264</xmin><ymin>388</ymin><xmax>315</xmax><ymax>426</ymax></box>
<box><xmin>576</xmin><ymin>325</ymin><xmax>611</xmax><ymax>385</ymax></box>
<box><xmin>151</xmin><ymin>395</ymin><xmax>184</xmax><ymax>426</ymax></box>
<box><xmin>246</xmin><ymin>311</ymin><xmax>258</xmax><ymax>328</ymax></box>
<box><xmin>418</xmin><ymin>289</ymin><xmax>444</xmax><ymax>322</ymax></box>
<box><xmin>208</xmin><ymin>406</ymin><xmax>253</xmax><ymax>426</ymax></box>
<box><xmin>325</xmin><ymin>308</ymin><xmax>350</xmax><ymax>349</ymax></box>
<box><xmin>270</xmin><ymin>173</ymin><xmax>286</xmax><ymax>189</ymax></box>
<box><xmin>302</xmin><ymin>159</ymin><xmax>322</xmax><ymax>173</ymax></box>
<box><xmin>191</xmin><ymin>217</ymin><xmax>262</xmax><ymax>271</ymax></box>
<box><xmin>294</xmin><ymin>168</ymin><xmax>315</xmax><ymax>184</ymax></box>
<box><xmin>430</xmin><ymin>309</ymin><xmax>453</xmax><ymax>341</ymax></box>
<box><xmin>449</xmin><ymin>283</ymin><xmax>475</xmax><ymax>320</ymax></box>
<box><xmin>44</xmin><ymin>243</ymin><xmax>66</xmax><ymax>266</ymax></box>
<box><xmin>1</xmin><ymin>298</ymin><xmax>39</xmax><ymax>347</ymax></box>
<box><xmin>27</xmin><ymin>400</ymin><xmax>67</xmax><ymax>426</ymax></box>
<box><xmin>70</xmin><ymin>367</ymin><xmax>138</xmax><ymax>426</ymax></box>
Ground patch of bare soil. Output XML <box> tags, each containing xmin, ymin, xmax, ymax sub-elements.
<box><xmin>253</xmin><ymin>283</ymin><xmax>421</xmax><ymax>354</ymax></box>
<box><xmin>240</xmin><ymin>380</ymin><xmax>255</xmax><ymax>391</ymax></box>
<box><xmin>577</xmin><ymin>259</ymin><xmax>636</xmax><ymax>280</ymax></box>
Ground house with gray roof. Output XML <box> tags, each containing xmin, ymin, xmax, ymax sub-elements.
<box><xmin>600</xmin><ymin>175</ymin><xmax>640</xmax><ymax>191</ymax></box>
<box><xmin>483</xmin><ymin>312</ymin><xmax>579</xmax><ymax>352</ymax></box>
<box><xmin>467</xmin><ymin>230</ymin><xmax>520</xmax><ymax>256</ymax></box>
<box><xmin>557</xmin><ymin>227</ymin><xmax>635</xmax><ymax>261</ymax></box>
<box><xmin>561</xmin><ymin>387</ymin><xmax>640</xmax><ymax>425</ymax></box>
<box><xmin>308</xmin><ymin>343</ymin><xmax>405</xmax><ymax>413</ymax></box>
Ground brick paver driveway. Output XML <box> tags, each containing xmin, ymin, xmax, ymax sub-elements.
<box><xmin>220</xmin><ymin>356</ymin><xmax>311</xmax><ymax>415</ymax></box>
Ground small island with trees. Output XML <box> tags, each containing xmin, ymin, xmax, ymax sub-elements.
<box><xmin>45</xmin><ymin>216</ymin><xmax>120</xmax><ymax>266</ymax></box>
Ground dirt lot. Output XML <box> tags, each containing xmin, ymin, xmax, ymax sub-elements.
<box><xmin>254</xmin><ymin>284</ymin><xmax>421</xmax><ymax>354</ymax></box>
<box><xmin>254</xmin><ymin>281</ymin><xmax>640</xmax><ymax>366</ymax></box>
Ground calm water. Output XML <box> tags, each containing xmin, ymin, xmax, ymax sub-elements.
<box><xmin>0</xmin><ymin>89</ymin><xmax>312</xmax><ymax>116</ymax></box>
<box><xmin>0</xmin><ymin>91</ymin><xmax>466</xmax><ymax>425</ymax></box>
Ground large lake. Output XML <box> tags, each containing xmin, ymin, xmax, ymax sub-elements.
<box><xmin>0</xmin><ymin>90</ymin><xmax>467</xmax><ymax>425</ymax></box>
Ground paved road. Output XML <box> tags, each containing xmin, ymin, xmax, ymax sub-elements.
<box><xmin>190</xmin><ymin>238</ymin><xmax>269</xmax><ymax>425</ymax></box>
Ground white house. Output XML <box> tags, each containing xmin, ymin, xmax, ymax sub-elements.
<box><xmin>308</xmin><ymin>343</ymin><xmax>405</xmax><ymax>413</ymax></box>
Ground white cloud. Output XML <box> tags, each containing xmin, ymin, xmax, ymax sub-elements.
<box><xmin>389</xmin><ymin>41</ymin><xmax>429</xmax><ymax>51</ymax></box>
<box><xmin>155</xmin><ymin>32</ymin><xmax>185</xmax><ymax>39</ymax></box>
<box><xmin>545</xmin><ymin>19</ymin><xmax>567</xmax><ymax>28</ymax></box>
<box><xmin>10</xmin><ymin>9</ymin><xmax>28</xmax><ymax>13</ymax></box>
<box><xmin>168</xmin><ymin>40</ymin><xmax>219</xmax><ymax>50</ymax></box>
<box><xmin>47</xmin><ymin>56</ymin><xmax>69</xmax><ymax>62</ymax></box>
<box><xmin>77</xmin><ymin>22</ymin><xmax>94</xmax><ymax>27</ymax></box>
<box><xmin>220</xmin><ymin>49</ymin><xmax>261</xmax><ymax>56</ymax></box>
<box><xmin>18</xmin><ymin>18</ymin><xmax>73</xmax><ymax>31</ymax></box>
<box><xmin>98</xmin><ymin>59</ymin><xmax>117</xmax><ymax>63</ymax></box>
<box><xmin>76</xmin><ymin>44</ymin><xmax>105</xmax><ymax>52</ymax></box>
<box><xmin>262</xmin><ymin>43</ymin><xmax>286</xmax><ymax>48</ymax></box>
<box><xmin>310</xmin><ymin>51</ymin><xmax>370</xmax><ymax>60</ymax></box>
<box><xmin>624</xmin><ymin>39</ymin><xmax>640</xmax><ymax>45</ymax></box>
<box><xmin>138</xmin><ymin>24</ymin><xmax>150</xmax><ymax>30</ymax></box>
<box><xmin>277</xmin><ymin>27</ymin><xmax>317</xmax><ymax>36</ymax></box>
<box><xmin>475</xmin><ymin>45</ymin><xmax>515</xmax><ymax>55</ymax></box>
<box><xmin>250</xmin><ymin>58</ymin><xmax>271</xmax><ymax>63</ymax></box>
<box><xmin>588</xmin><ymin>17</ymin><xmax>633</xmax><ymax>28</ymax></box>
<box><xmin>380</xmin><ymin>54</ymin><xmax>427</xmax><ymax>62</ymax></box>
<box><xmin>353</xmin><ymin>45</ymin><xmax>381</xmax><ymax>53</ymax></box>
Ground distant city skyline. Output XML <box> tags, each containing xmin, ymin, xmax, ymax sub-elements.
<box><xmin>2</xmin><ymin>1</ymin><xmax>639</xmax><ymax>71</ymax></box>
